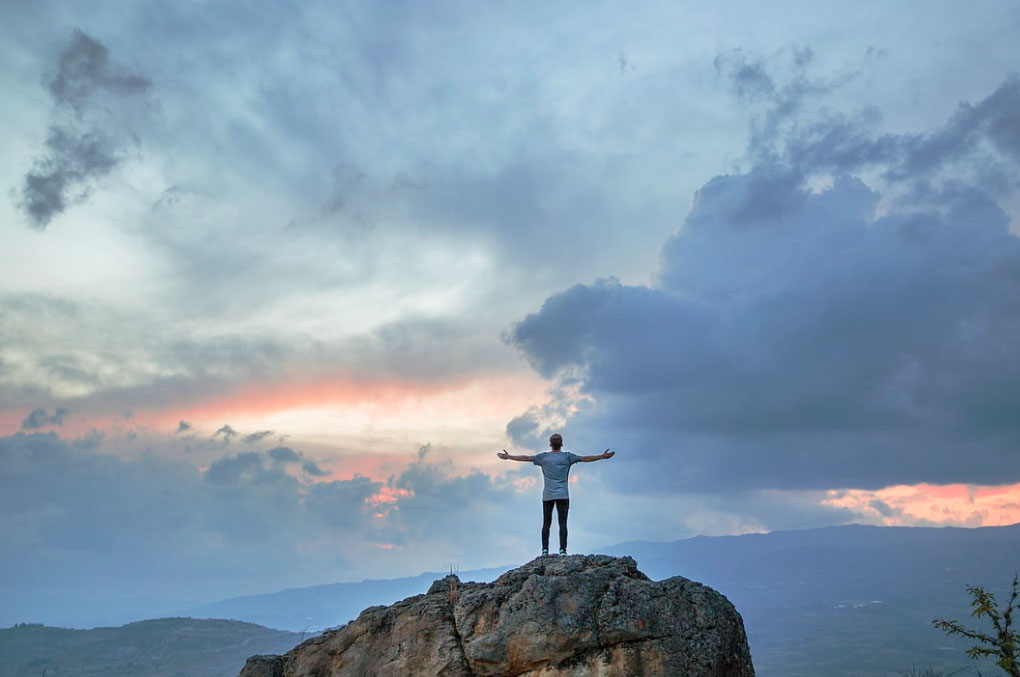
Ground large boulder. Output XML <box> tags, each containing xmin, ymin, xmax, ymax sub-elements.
<box><xmin>239</xmin><ymin>554</ymin><xmax>754</xmax><ymax>676</ymax></box>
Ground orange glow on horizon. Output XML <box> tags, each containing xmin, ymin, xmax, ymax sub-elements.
<box><xmin>171</xmin><ymin>376</ymin><xmax>434</xmax><ymax>420</ymax></box>
<box><xmin>366</xmin><ymin>486</ymin><xmax>412</xmax><ymax>506</ymax></box>
<box><xmin>0</xmin><ymin>370</ymin><xmax>550</xmax><ymax>444</ymax></box>
<box><xmin>822</xmin><ymin>482</ymin><xmax>1020</xmax><ymax>527</ymax></box>
<box><xmin>146</xmin><ymin>370</ymin><xmax>547</xmax><ymax>438</ymax></box>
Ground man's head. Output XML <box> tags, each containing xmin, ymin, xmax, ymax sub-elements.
<box><xmin>549</xmin><ymin>433</ymin><xmax>563</xmax><ymax>450</ymax></box>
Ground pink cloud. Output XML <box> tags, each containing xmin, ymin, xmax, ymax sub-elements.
<box><xmin>822</xmin><ymin>483</ymin><xmax>1020</xmax><ymax>527</ymax></box>
<box><xmin>365</xmin><ymin>486</ymin><xmax>412</xmax><ymax>506</ymax></box>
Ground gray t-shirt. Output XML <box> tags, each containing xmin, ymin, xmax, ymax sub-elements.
<box><xmin>532</xmin><ymin>451</ymin><xmax>581</xmax><ymax>501</ymax></box>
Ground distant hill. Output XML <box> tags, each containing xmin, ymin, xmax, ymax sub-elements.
<box><xmin>184</xmin><ymin>565</ymin><xmax>513</xmax><ymax>632</ymax></box>
<box><xmin>0</xmin><ymin>617</ymin><xmax>304</xmax><ymax>677</ymax></box>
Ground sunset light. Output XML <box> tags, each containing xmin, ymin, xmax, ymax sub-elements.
<box><xmin>823</xmin><ymin>483</ymin><xmax>1020</xmax><ymax>527</ymax></box>
<box><xmin>3</xmin><ymin>7</ymin><xmax>1020</xmax><ymax>673</ymax></box>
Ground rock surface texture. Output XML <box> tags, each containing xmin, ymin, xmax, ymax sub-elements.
<box><xmin>239</xmin><ymin>554</ymin><xmax>754</xmax><ymax>676</ymax></box>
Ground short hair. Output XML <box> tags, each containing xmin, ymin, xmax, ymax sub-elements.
<box><xmin>549</xmin><ymin>433</ymin><xmax>563</xmax><ymax>447</ymax></box>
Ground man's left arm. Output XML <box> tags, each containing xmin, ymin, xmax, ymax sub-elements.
<box><xmin>497</xmin><ymin>449</ymin><xmax>534</xmax><ymax>462</ymax></box>
<box><xmin>578</xmin><ymin>449</ymin><xmax>615</xmax><ymax>462</ymax></box>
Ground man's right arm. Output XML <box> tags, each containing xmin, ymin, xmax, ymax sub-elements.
<box><xmin>497</xmin><ymin>449</ymin><xmax>533</xmax><ymax>462</ymax></box>
<box><xmin>579</xmin><ymin>449</ymin><xmax>615</xmax><ymax>462</ymax></box>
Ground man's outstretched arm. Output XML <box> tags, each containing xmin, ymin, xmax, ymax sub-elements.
<box><xmin>579</xmin><ymin>449</ymin><xmax>615</xmax><ymax>462</ymax></box>
<box><xmin>497</xmin><ymin>449</ymin><xmax>533</xmax><ymax>462</ymax></box>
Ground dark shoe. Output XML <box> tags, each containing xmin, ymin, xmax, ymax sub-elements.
<box><xmin>541</xmin><ymin>549</ymin><xmax>549</xmax><ymax>556</ymax></box>
<box><xmin>559</xmin><ymin>549</ymin><xmax>567</xmax><ymax>555</ymax></box>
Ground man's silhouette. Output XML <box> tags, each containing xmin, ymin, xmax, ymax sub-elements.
<box><xmin>498</xmin><ymin>433</ymin><xmax>615</xmax><ymax>555</ymax></box>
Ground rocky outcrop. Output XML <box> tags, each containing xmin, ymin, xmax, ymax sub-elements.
<box><xmin>239</xmin><ymin>554</ymin><xmax>754</xmax><ymax>676</ymax></box>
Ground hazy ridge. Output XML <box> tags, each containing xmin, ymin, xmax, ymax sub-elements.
<box><xmin>0</xmin><ymin>617</ymin><xmax>302</xmax><ymax>677</ymax></box>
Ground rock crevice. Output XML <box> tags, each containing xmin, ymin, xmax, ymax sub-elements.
<box><xmin>240</xmin><ymin>554</ymin><xmax>754</xmax><ymax>676</ymax></box>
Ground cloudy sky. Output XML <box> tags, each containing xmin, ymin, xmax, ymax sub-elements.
<box><xmin>2</xmin><ymin>0</ymin><xmax>1020</xmax><ymax>623</ymax></box>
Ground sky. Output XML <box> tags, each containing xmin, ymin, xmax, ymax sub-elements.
<box><xmin>2</xmin><ymin>0</ymin><xmax>1020</xmax><ymax>624</ymax></box>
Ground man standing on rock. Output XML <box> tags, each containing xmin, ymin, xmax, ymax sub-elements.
<box><xmin>497</xmin><ymin>433</ymin><xmax>615</xmax><ymax>556</ymax></box>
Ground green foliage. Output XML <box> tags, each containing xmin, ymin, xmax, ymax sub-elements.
<box><xmin>933</xmin><ymin>574</ymin><xmax>1020</xmax><ymax>677</ymax></box>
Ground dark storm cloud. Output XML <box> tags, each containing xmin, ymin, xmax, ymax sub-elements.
<box><xmin>263</xmin><ymin>446</ymin><xmax>328</xmax><ymax>475</ymax></box>
<box><xmin>756</xmin><ymin>71</ymin><xmax>1020</xmax><ymax>195</ymax></box>
<box><xmin>505</xmin><ymin>410</ymin><xmax>545</xmax><ymax>449</ymax></box>
<box><xmin>212</xmin><ymin>424</ymin><xmax>238</xmax><ymax>442</ymax></box>
<box><xmin>898</xmin><ymin>75</ymin><xmax>1020</xmax><ymax>172</ymax></box>
<box><xmin>197</xmin><ymin>446</ymin><xmax>380</xmax><ymax>542</ymax></box>
<box><xmin>302</xmin><ymin>460</ymin><xmax>328</xmax><ymax>476</ymax></box>
<box><xmin>204</xmin><ymin>451</ymin><xmax>266</xmax><ymax>485</ymax></box>
<box><xmin>16</xmin><ymin>29</ymin><xmax>151</xmax><ymax>228</ymax></box>
<box><xmin>44</xmin><ymin>29</ymin><xmax>150</xmax><ymax>115</ymax></box>
<box><xmin>208</xmin><ymin>446</ymin><xmax>333</xmax><ymax>486</ymax></box>
<box><xmin>716</xmin><ymin>52</ymin><xmax>1020</xmax><ymax>204</ymax></box>
<box><xmin>891</xmin><ymin>75</ymin><xmax>1020</xmax><ymax>192</ymax></box>
<box><xmin>267</xmin><ymin>445</ymin><xmax>301</xmax><ymax>463</ymax></box>
<box><xmin>20</xmin><ymin>407</ymin><xmax>69</xmax><ymax>430</ymax></box>
<box><xmin>714</xmin><ymin>46</ymin><xmax>862</xmax><ymax>162</ymax></box>
<box><xmin>782</xmin><ymin>108</ymin><xmax>901</xmax><ymax>175</ymax></box>
<box><xmin>378</xmin><ymin>454</ymin><xmax>518</xmax><ymax>546</ymax></box>
<box><xmin>0</xmin><ymin>429</ymin><xmax>528</xmax><ymax>611</ymax></box>
<box><xmin>508</xmin><ymin>73</ymin><xmax>1020</xmax><ymax>493</ymax></box>
<box><xmin>714</xmin><ymin>51</ymin><xmax>775</xmax><ymax>102</ymax></box>
<box><xmin>0</xmin><ymin>430</ymin><xmax>382</xmax><ymax>608</ymax></box>
<box><xmin>18</xmin><ymin>127</ymin><xmax>119</xmax><ymax>228</ymax></box>
<box><xmin>977</xmin><ymin>75</ymin><xmax>1020</xmax><ymax>159</ymax></box>
<box><xmin>242</xmin><ymin>430</ymin><xmax>275</xmax><ymax>445</ymax></box>
<box><xmin>0</xmin><ymin>432</ymin><xmax>199</xmax><ymax>562</ymax></box>
<box><xmin>305</xmin><ymin>474</ymin><xmax>380</xmax><ymax>529</ymax></box>
<box><xmin>868</xmin><ymin>499</ymin><xmax>899</xmax><ymax>519</ymax></box>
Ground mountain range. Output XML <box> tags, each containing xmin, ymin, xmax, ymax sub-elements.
<box><xmin>5</xmin><ymin>523</ymin><xmax>1019</xmax><ymax>676</ymax></box>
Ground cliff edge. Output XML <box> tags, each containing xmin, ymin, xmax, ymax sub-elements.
<box><xmin>239</xmin><ymin>554</ymin><xmax>754</xmax><ymax>676</ymax></box>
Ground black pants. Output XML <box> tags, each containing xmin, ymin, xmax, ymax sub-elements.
<box><xmin>542</xmin><ymin>499</ymin><xmax>570</xmax><ymax>551</ymax></box>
